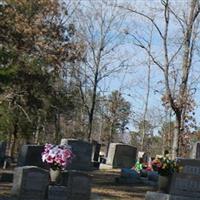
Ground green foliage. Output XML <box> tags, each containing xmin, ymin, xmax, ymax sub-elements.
<box><xmin>0</xmin><ymin>0</ymin><xmax>83</xmax><ymax>144</ymax></box>
<box><xmin>0</xmin><ymin>102</ymin><xmax>13</xmax><ymax>139</ymax></box>
<box><xmin>152</xmin><ymin>157</ymin><xmax>178</xmax><ymax>176</ymax></box>
<box><xmin>100</xmin><ymin>90</ymin><xmax>131</xmax><ymax>143</ymax></box>
<box><xmin>107</xmin><ymin>90</ymin><xmax>131</xmax><ymax>134</ymax></box>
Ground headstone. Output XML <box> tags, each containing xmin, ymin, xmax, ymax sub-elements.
<box><xmin>169</xmin><ymin>173</ymin><xmax>200</xmax><ymax>198</ymax></box>
<box><xmin>48</xmin><ymin>186</ymin><xmax>68</xmax><ymax>200</ymax></box>
<box><xmin>106</xmin><ymin>143</ymin><xmax>137</xmax><ymax>168</ymax></box>
<box><xmin>91</xmin><ymin>141</ymin><xmax>101</xmax><ymax>162</ymax></box>
<box><xmin>148</xmin><ymin>171</ymin><xmax>159</xmax><ymax>182</ymax></box>
<box><xmin>146</xmin><ymin>191</ymin><xmax>169</xmax><ymax>200</ymax></box>
<box><xmin>91</xmin><ymin>141</ymin><xmax>101</xmax><ymax>169</ymax></box>
<box><xmin>61</xmin><ymin>170</ymin><xmax>91</xmax><ymax>200</ymax></box>
<box><xmin>60</xmin><ymin>139</ymin><xmax>93</xmax><ymax>171</ymax></box>
<box><xmin>0</xmin><ymin>141</ymin><xmax>6</xmax><ymax>165</ymax></box>
<box><xmin>190</xmin><ymin>141</ymin><xmax>200</xmax><ymax>159</ymax></box>
<box><xmin>99</xmin><ymin>163</ymin><xmax>113</xmax><ymax>170</ymax></box>
<box><xmin>147</xmin><ymin>154</ymin><xmax>200</xmax><ymax>198</ymax></box>
<box><xmin>145</xmin><ymin>191</ymin><xmax>200</xmax><ymax>200</ymax></box>
<box><xmin>17</xmin><ymin>145</ymin><xmax>46</xmax><ymax>168</ymax></box>
<box><xmin>176</xmin><ymin>158</ymin><xmax>200</xmax><ymax>176</ymax></box>
<box><xmin>11</xmin><ymin>166</ymin><xmax>49</xmax><ymax>200</ymax></box>
<box><xmin>142</xmin><ymin>152</ymin><xmax>149</xmax><ymax>163</ymax></box>
<box><xmin>168</xmin><ymin>158</ymin><xmax>200</xmax><ymax>198</ymax></box>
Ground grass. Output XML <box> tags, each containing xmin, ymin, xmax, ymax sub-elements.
<box><xmin>91</xmin><ymin>169</ymin><xmax>156</xmax><ymax>200</ymax></box>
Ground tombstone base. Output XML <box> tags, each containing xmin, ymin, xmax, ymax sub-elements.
<box><xmin>115</xmin><ymin>176</ymin><xmax>142</xmax><ymax>184</ymax></box>
<box><xmin>68</xmin><ymin>194</ymin><xmax>90</xmax><ymax>200</ymax></box>
<box><xmin>145</xmin><ymin>191</ymin><xmax>200</xmax><ymax>200</ymax></box>
<box><xmin>99</xmin><ymin>163</ymin><xmax>113</xmax><ymax>170</ymax></box>
<box><xmin>65</xmin><ymin>170</ymin><xmax>91</xmax><ymax>200</ymax></box>
<box><xmin>169</xmin><ymin>173</ymin><xmax>200</xmax><ymax>198</ymax></box>
<box><xmin>48</xmin><ymin>186</ymin><xmax>68</xmax><ymax>200</ymax></box>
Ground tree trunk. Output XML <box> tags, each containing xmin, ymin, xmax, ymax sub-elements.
<box><xmin>88</xmin><ymin>113</ymin><xmax>93</xmax><ymax>142</ymax></box>
<box><xmin>7</xmin><ymin>132</ymin><xmax>12</xmax><ymax>154</ymax></box>
<box><xmin>172</xmin><ymin>113</ymin><xmax>181</xmax><ymax>159</ymax></box>
<box><xmin>141</xmin><ymin>63</ymin><xmax>151</xmax><ymax>151</ymax></box>
<box><xmin>87</xmin><ymin>77</ymin><xmax>98</xmax><ymax>142</ymax></box>
<box><xmin>141</xmin><ymin>28</ymin><xmax>152</xmax><ymax>151</ymax></box>
<box><xmin>106</xmin><ymin>123</ymin><xmax>113</xmax><ymax>157</ymax></box>
<box><xmin>54</xmin><ymin>110</ymin><xmax>60</xmax><ymax>144</ymax></box>
<box><xmin>8</xmin><ymin>122</ymin><xmax>18</xmax><ymax>159</ymax></box>
<box><xmin>34</xmin><ymin>116</ymin><xmax>41</xmax><ymax>144</ymax></box>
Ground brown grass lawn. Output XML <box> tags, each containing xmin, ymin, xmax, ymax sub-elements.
<box><xmin>91</xmin><ymin>169</ymin><xmax>156</xmax><ymax>200</ymax></box>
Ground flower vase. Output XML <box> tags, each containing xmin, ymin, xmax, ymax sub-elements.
<box><xmin>158</xmin><ymin>175</ymin><xmax>171</xmax><ymax>193</ymax></box>
<box><xmin>49</xmin><ymin>168</ymin><xmax>61</xmax><ymax>184</ymax></box>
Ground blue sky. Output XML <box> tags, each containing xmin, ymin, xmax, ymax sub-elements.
<box><xmin>77</xmin><ymin>0</ymin><xmax>200</xmax><ymax>134</ymax></box>
<box><xmin>96</xmin><ymin>0</ymin><xmax>200</xmax><ymax>133</ymax></box>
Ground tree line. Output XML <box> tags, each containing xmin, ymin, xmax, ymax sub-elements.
<box><xmin>1</xmin><ymin>0</ymin><xmax>200</xmax><ymax>159</ymax></box>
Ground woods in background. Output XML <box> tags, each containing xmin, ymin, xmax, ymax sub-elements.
<box><xmin>1</xmin><ymin>0</ymin><xmax>200</xmax><ymax>159</ymax></box>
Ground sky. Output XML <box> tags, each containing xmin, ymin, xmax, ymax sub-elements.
<box><xmin>95</xmin><ymin>0</ymin><xmax>200</xmax><ymax>134</ymax></box>
<box><xmin>75</xmin><ymin>0</ymin><xmax>200</xmax><ymax>136</ymax></box>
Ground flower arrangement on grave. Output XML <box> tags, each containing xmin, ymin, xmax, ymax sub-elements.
<box><xmin>41</xmin><ymin>143</ymin><xmax>74</xmax><ymax>171</ymax></box>
<box><xmin>152</xmin><ymin>157</ymin><xmax>178</xmax><ymax>176</ymax></box>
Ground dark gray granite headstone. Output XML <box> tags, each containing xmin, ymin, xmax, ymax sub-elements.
<box><xmin>11</xmin><ymin>166</ymin><xmax>49</xmax><ymax>200</ymax></box>
<box><xmin>176</xmin><ymin>158</ymin><xmax>200</xmax><ymax>176</ymax></box>
<box><xmin>91</xmin><ymin>141</ymin><xmax>101</xmax><ymax>162</ymax></box>
<box><xmin>60</xmin><ymin>139</ymin><xmax>93</xmax><ymax>171</ymax></box>
<box><xmin>65</xmin><ymin>170</ymin><xmax>91</xmax><ymax>200</ymax></box>
<box><xmin>145</xmin><ymin>191</ymin><xmax>200</xmax><ymax>200</ymax></box>
<box><xmin>48</xmin><ymin>186</ymin><xmax>68</xmax><ymax>200</ymax></box>
<box><xmin>0</xmin><ymin>141</ymin><xmax>6</xmax><ymax>165</ymax></box>
<box><xmin>146</xmin><ymin>191</ymin><xmax>169</xmax><ymax>200</ymax></box>
<box><xmin>148</xmin><ymin>171</ymin><xmax>159</xmax><ymax>182</ymax></box>
<box><xmin>106</xmin><ymin>143</ymin><xmax>137</xmax><ymax>168</ymax></box>
<box><xmin>169</xmin><ymin>173</ymin><xmax>200</xmax><ymax>198</ymax></box>
<box><xmin>17</xmin><ymin>145</ymin><xmax>46</xmax><ymax>168</ymax></box>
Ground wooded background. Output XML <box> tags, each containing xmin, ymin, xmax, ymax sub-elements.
<box><xmin>1</xmin><ymin>0</ymin><xmax>200</xmax><ymax>159</ymax></box>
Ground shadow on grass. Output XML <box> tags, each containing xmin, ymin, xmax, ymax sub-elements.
<box><xmin>91</xmin><ymin>192</ymin><xmax>121</xmax><ymax>200</ymax></box>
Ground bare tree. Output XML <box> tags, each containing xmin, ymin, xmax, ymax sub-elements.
<box><xmin>140</xmin><ymin>26</ymin><xmax>153</xmax><ymax>151</ymax></box>
<box><xmin>74</xmin><ymin>0</ymin><xmax>127</xmax><ymax>141</ymax></box>
<box><xmin>120</xmin><ymin>0</ymin><xmax>200</xmax><ymax>158</ymax></box>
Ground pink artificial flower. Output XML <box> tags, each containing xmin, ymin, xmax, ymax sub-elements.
<box><xmin>41</xmin><ymin>143</ymin><xmax>74</xmax><ymax>170</ymax></box>
<box><xmin>46</xmin><ymin>155</ymin><xmax>54</xmax><ymax>163</ymax></box>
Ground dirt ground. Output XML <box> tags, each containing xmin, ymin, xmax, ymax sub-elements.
<box><xmin>0</xmin><ymin>169</ymin><xmax>156</xmax><ymax>200</ymax></box>
<box><xmin>90</xmin><ymin>169</ymin><xmax>156</xmax><ymax>200</ymax></box>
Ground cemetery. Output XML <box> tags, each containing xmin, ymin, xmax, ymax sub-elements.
<box><xmin>0</xmin><ymin>140</ymin><xmax>156</xmax><ymax>200</ymax></box>
<box><xmin>1</xmin><ymin>0</ymin><xmax>200</xmax><ymax>199</ymax></box>
<box><xmin>1</xmin><ymin>139</ymin><xmax>200</xmax><ymax>199</ymax></box>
